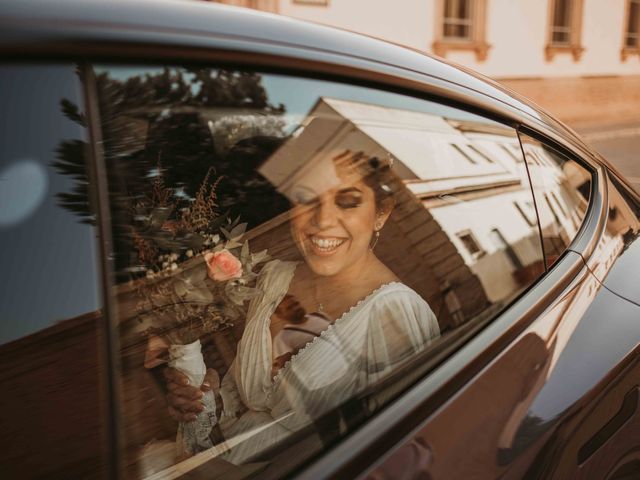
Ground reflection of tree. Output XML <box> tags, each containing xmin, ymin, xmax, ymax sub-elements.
<box><xmin>515</xmin><ymin>413</ymin><xmax>546</xmax><ymax>446</ymax></box>
<box><xmin>622</xmin><ymin>227</ymin><xmax>640</xmax><ymax>255</ymax></box>
<box><xmin>55</xmin><ymin>67</ymin><xmax>290</xmax><ymax>279</ymax></box>
<box><xmin>53</xmin><ymin>96</ymin><xmax>95</xmax><ymax>225</ymax></box>
<box><xmin>97</xmin><ymin>67</ymin><xmax>286</xmax><ymax>197</ymax></box>
<box><xmin>497</xmin><ymin>413</ymin><xmax>548</xmax><ymax>466</ymax></box>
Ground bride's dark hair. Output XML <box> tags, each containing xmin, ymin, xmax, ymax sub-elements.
<box><xmin>334</xmin><ymin>150</ymin><xmax>400</xmax><ymax>210</ymax></box>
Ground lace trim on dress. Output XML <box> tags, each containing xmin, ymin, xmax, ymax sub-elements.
<box><xmin>270</xmin><ymin>281</ymin><xmax>402</xmax><ymax>385</ymax></box>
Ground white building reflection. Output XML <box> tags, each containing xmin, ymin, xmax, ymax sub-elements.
<box><xmin>260</xmin><ymin>98</ymin><xmax>590</xmax><ymax>328</ymax></box>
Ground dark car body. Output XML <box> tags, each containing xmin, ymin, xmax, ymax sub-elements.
<box><xmin>1</xmin><ymin>1</ymin><xmax>639</xmax><ymax>479</ymax></box>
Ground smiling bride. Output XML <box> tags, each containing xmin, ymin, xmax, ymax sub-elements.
<box><xmin>167</xmin><ymin>149</ymin><xmax>440</xmax><ymax>464</ymax></box>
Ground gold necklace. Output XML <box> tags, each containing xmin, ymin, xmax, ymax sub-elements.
<box><xmin>313</xmin><ymin>282</ymin><xmax>324</xmax><ymax>313</ymax></box>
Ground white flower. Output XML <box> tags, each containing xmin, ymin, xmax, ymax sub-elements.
<box><xmin>171</xmin><ymin>262</ymin><xmax>178</xmax><ymax>271</ymax></box>
<box><xmin>212</xmin><ymin>234</ymin><xmax>220</xmax><ymax>244</ymax></box>
<box><xmin>186</xmin><ymin>249</ymin><xmax>193</xmax><ymax>258</ymax></box>
<box><xmin>162</xmin><ymin>261</ymin><xmax>169</xmax><ymax>269</ymax></box>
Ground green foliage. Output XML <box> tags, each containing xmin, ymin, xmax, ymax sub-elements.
<box><xmin>52</xmin><ymin>138</ymin><xmax>94</xmax><ymax>225</ymax></box>
<box><xmin>55</xmin><ymin>66</ymin><xmax>291</xmax><ymax>280</ymax></box>
<box><xmin>60</xmin><ymin>98</ymin><xmax>86</xmax><ymax>127</ymax></box>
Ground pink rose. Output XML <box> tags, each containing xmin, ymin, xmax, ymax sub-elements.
<box><xmin>204</xmin><ymin>249</ymin><xmax>242</xmax><ymax>281</ymax></box>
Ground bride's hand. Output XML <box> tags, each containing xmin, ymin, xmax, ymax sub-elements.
<box><xmin>164</xmin><ymin>367</ymin><xmax>220</xmax><ymax>422</ymax></box>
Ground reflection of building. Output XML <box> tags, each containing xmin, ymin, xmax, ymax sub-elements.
<box><xmin>391</xmin><ymin>114</ymin><xmax>544</xmax><ymax>304</ymax></box>
<box><xmin>219</xmin><ymin>0</ymin><xmax>640</xmax><ymax>127</ymax></box>
<box><xmin>521</xmin><ymin>139</ymin><xmax>591</xmax><ymax>264</ymax></box>
<box><xmin>315</xmin><ymin>98</ymin><xmax>544</xmax><ymax>306</ymax></box>
<box><xmin>257</xmin><ymin>98</ymin><xmax>514</xmax><ymax>329</ymax></box>
<box><xmin>258</xmin><ymin>98</ymin><xmax>491</xmax><ymax>330</ymax></box>
<box><xmin>258</xmin><ymin>97</ymin><xmax>592</xmax><ymax>329</ymax></box>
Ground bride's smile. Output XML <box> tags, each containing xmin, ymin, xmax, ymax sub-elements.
<box><xmin>308</xmin><ymin>235</ymin><xmax>347</xmax><ymax>255</ymax></box>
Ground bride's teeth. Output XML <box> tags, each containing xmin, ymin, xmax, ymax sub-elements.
<box><xmin>311</xmin><ymin>237</ymin><xmax>343</xmax><ymax>249</ymax></box>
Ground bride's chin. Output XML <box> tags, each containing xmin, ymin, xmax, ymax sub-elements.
<box><xmin>305</xmin><ymin>257</ymin><xmax>339</xmax><ymax>277</ymax></box>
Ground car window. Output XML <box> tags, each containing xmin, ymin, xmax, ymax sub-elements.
<box><xmin>518</xmin><ymin>132</ymin><xmax>592</xmax><ymax>267</ymax></box>
<box><xmin>0</xmin><ymin>65</ymin><xmax>106</xmax><ymax>477</ymax></box>
<box><xmin>93</xmin><ymin>65</ymin><xmax>546</xmax><ymax>478</ymax></box>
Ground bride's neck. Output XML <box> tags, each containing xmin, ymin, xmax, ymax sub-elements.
<box><xmin>299</xmin><ymin>253</ymin><xmax>395</xmax><ymax>317</ymax></box>
<box><xmin>312</xmin><ymin>252</ymin><xmax>378</xmax><ymax>288</ymax></box>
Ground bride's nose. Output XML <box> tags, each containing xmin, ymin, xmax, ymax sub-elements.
<box><xmin>311</xmin><ymin>197</ymin><xmax>338</xmax><ymax>228</ymax></box>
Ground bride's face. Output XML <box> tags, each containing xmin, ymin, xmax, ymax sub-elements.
<box><xmin>289</xmin><ymin>168</ymin><xmax>380</xmax><ymax>279</ymax></box>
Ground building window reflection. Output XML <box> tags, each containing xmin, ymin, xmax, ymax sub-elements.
<box><xmin>518</xmin><ymin>132</ymin><xmax>591</xmax><ymax>268</ymax></box>
<box><xmin>468</xmin><ymin>144</ymin><xmax>494</xmax><ymax>163</ymax></box>
<box><xmin>457</xmin><ymin>230</ymin><xmax>485</xmax><ymax>257</ymax></box>
<box><xmin>489</xmin><ymin>228</ymin><xmax>523</xmax><ymax>270</ymax></box>
<box><xmin>514</xmin><ymin>201</ymin><xmax>537</xmax><ymax>227</ymax></box>
<box><xmin>451</xmin><ymin>143</ymin><xmax>478</xmax><ymax>164</ymax></box>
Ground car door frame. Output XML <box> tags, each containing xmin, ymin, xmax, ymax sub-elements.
<box><xmin>1</xmin><ymin>20</ymin><xmax>612</xmax><ymax>478</ymax></box>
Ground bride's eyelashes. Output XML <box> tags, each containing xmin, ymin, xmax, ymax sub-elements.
<box><xmin>335</xmin><ymin>192</ymin><xmax>362</xmax><ymax>209</ymax></box>
<box><xmin>292</xmin><ymin>189</ymin><xmax>363</xmax><ymax>209</ymax></box>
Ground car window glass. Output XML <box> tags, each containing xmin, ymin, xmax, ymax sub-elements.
<box><xmin>518</xmin><ymin>133</ymin><xmax>592</xmax><ymax>267</ymax></box>
<box><xmin>93</xmin><ymin>65</ymin><xmax>545</xmax><ymax>478</ymax></box>
<box><xmin>0</xmin><ymin>64</ymin><xmax>105</xmax><ymax>477</ymax></box>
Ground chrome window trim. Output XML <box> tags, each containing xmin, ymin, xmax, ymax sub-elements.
<box><xmin>567</xmin><ymin>164</ymin><xmax>607</xmax><ymax>261</ymax></box>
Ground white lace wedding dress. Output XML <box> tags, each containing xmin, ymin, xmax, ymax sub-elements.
<box><xmin>218</xmin><ymin>260</ymin><xmax>440</xmax><ymax>464</ymax></box>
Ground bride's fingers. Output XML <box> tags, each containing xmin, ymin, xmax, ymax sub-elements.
<box><xmin>168</xmin><ymin>405</ymin><xmax>198</xmax><ymax>423</ymax></box>
<box><xmin>168</xmin><ymin>382</ymin><xmax>203</xmax><ymax>400</ymax></box>
<box><xmin>163</xmin><ymin>367</ymin><xmax>189</xmax><ymax>386</ymax></box>
<box><xmin>203</xmin><ymin>369</ymin><xmax>220</xmax><ymax>394</ymax></box>
<box><xmin>167</xmin><ymin>393</ymin><xmax>205</xmax><ymax>413</ymax></box>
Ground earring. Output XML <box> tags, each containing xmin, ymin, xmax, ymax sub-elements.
<box><xmin>370</xmin><ymin>230</ymin><xmax>380</xmax><ymax>251</ymax></box>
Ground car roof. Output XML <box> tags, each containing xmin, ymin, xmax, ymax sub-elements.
<box><xmin>0</xmin><ymin>0</ymin><xmax>587</xmax><ymax>150</ymax></box>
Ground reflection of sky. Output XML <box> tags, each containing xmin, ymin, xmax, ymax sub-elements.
<box><xmin>99</xmin><ymin>65</ymin><xmax>489</xmax><ymax>129</ymax></box>
<box><xmin>527</xmin><ymin>280</ymin><xmax>640</xmax><ymax>421</ymax></box>
<box><xmin>262</xmin><ymin>72</ymin><xmax>488</xmax><ymax>125</ymax></box>
<box><xmin>98</xmin><ymin>66</ymin><xmax>163</xmax><ymax>80</ymax></box>
<box><xmin>0</xmin><ymin>65</ymin><xmax>101</xmax><ymax>345</ymax></box>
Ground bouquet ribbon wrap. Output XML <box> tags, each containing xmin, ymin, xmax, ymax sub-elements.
<box><xmin>169</xmin><ymin>339</ymin><xmax>217</xmax><ymax>457</ymax></box>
